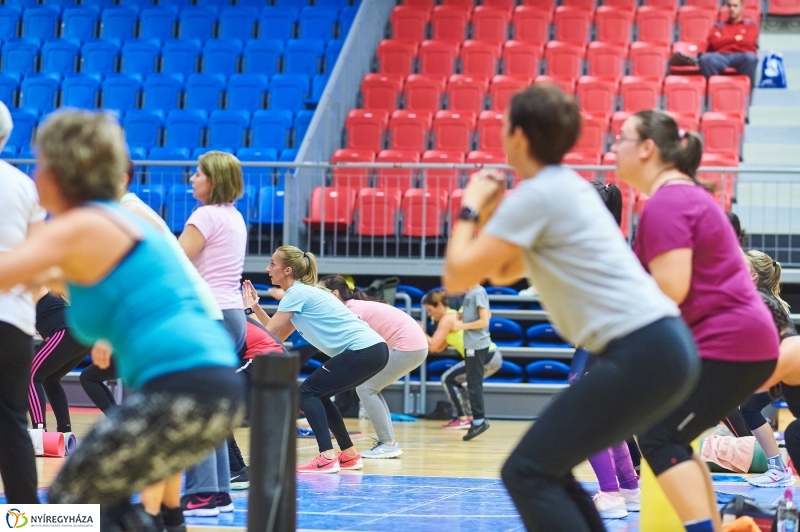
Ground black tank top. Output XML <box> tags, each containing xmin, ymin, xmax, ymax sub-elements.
<box><xmin>36</xmin><ymin>293</ymin><xmax>67</xmax><ymax>340</ymax></box>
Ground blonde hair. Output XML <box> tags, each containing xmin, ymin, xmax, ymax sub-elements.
<box><xmin>198</xmin><ymin>151</ymin><xmax>243</xmax><ymax>205</ymax></box>
<box><xmin>745</xmin><ymin>250</ymin><xmax>789</xmax><ymax>312</ymax></box>
<box><xmin>277</xmin><ymin>246</ymin><xmax>318</xmax><ymax>286</ymax></box>
<box><xmin>35</xmin><ymin>110</ymin><xmax>128</xmax><ymax>206</ymax></box>
<box><xmin>422</xmin><ymin>289</ymin><xmax>449</xmax><ymax>308</ymax></box>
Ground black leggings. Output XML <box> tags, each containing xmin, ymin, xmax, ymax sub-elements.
<box><xmin>79</xmin><ymin>361</ymin><xmax>118</xmax><ymax>413</ymax></box>
<box><xmin>739</xmin><ymin>392</ymin><xmax>773</xmax><ymax>431</ymax></box>
<box><xmin>781</xmin><ymin>384</ymin><xmax>800</xmax><ymax>468</ymax></box>
<box><xmin>299</xmin><ymin>342</ymin><xmax>389</xmax><ymax>453</ymax></box>
<box><xmin>639</xmin><ymin>358</ymin><xmax>776</xmax><ymax>476</ymax></box>
<box><xmin>0</xmin><ymin>322</ymin><xmax>39</xmax><ymax>503</ymax></box>
<box><xmin>465</xmin><ymin>347</ymin><xmax>491</xmax><ymax>420</ymax></box>
<box><xmin>29</xmin><ymin>329</ymin><xmax>90</xmax><ymax>431</ymax></box>
<box><xmin>501</xmin><ymin>317</ymin><xmax>699</xmax><ymax>532</ymax></box>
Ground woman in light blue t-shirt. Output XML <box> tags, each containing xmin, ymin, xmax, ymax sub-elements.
<box><xmin>251</xmin><ymin>245</ymin><xmax>389</xmax><ymax>474</ymax></box>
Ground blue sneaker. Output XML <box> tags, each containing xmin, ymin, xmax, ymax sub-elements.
<box><xmin>297</xmin><ymin>427</ymin><xmax>315</xmax><ymax>438</ymax></box>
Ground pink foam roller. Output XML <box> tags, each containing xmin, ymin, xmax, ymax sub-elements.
<box><xmin>42</xmin><ymin>432</ymin><xmax>65</xmax><ymax>457</ymax></box>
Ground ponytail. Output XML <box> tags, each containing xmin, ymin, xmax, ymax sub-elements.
<box><xmin>277</xmin><ymin>245</ymin><xmax>318</xmax><ymax>286</ymax></box>
<box><xmin>759</xmin><ymin>289</ymin><xmax>794</xmax><ymax>336</ymax></box>
<box><xmin>318</xmin><ymin>275</ymin><xmax>371</xmax><ymax>301</ymax></box>
<box><xmin>746</xmin><ymin>249</ymin><xmax>790</xmax><ymax>312</ymax></box>
<box><xmin>592</xmin><ymin>182</ymin><xmax>623</xmax><ymax>227</ymax></box>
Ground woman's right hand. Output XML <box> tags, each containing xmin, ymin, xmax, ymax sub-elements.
<box><xmin>91</xmin><ymin>340</ymin><xmax>112</xmax><ymax>369</ymax></box>
<box><xmin>242</xmin><ymin>280</ymin><xmax>259</xmax><ymax>309</ymax></box>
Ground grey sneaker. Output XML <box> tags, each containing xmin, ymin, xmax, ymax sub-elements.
<box><xmin>361</xmin><ymin>441</ymin><xmax>403</xmax><ymax>459</ymax></box>
<box><xmin>748</xmin><ymin>467</ymin><xmax>795</xmax><ymax>488</ymax></box>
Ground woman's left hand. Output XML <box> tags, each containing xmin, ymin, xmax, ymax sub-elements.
<box><xmin>242</xmin><ymin>280</ymin><xmax>259</xmax><ymax>309</ymax></box>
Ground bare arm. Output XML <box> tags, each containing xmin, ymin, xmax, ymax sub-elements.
<box><xmin>426</xmin><ymin>313</ymin><xmax>456</xmax><ymax>353</ymax></box>
<box><xmin>266</xmin><ymin>310</ymin><xmax>296</xmax><ymax>341</ymax></box>
<box><xmin>178</xmin><ymin>224</ymin><xmax>206</xmax><ymax>261</ymax></box>
<box><xmin>647</xmin><ymin>248</ymin><xmax>693</xmax><ymax>305</ymax></box>
<box><xmin>488</xmin><ymin>253</ymin><xmax>527</xmax><ymax>286</ymax></box>
<box><xmin>759</xmin><ymin>336</ymin><xmax>800</xmax><ymax>391</ymax></box>
<box><xmin>454</xmin><ymin>306</ymin><xmax>491</xmax><ymax>331</ymax></box>
<box><xmin>444</xmin><ymin>229</ymin><xmax>524</xmax><ymax>293</ymax></box>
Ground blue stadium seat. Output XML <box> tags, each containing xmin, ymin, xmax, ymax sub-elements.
<box><xmin>139</xmin><ymin>7</ymin><xmax>177</xmax><ymax>41</ymax></box>
<box><xmin>250</xmin><ymin>185</ymin><xmax>284</xmax><ymax>224</ymax></box>
<box><xmin>425</xmin><ymin>358</ymin><xmax>459</xmax><ymax>381</ymax></box>
<box><xmin>324</xmin><ymin>39</ymin><xmax>342</xmax><ymax>72</ymax></box>
<box><xmin>142</xmin><ymin>73</ymin><xmax>183</xmax><ymax>111</ymax></box>
<box><xmin>207</xmin><ymin>109</ymin><xmax>248</xmax><ymax>149</ymax></box>
<box><xmin>195</xmin><ymin>0</ymin><xmax>231</xmax><ymax>8</ymax></box>
<box><xmin>273</xmin><ymin>0</ymin><xmax>308</xmax><ymax>6</ymax></box>
<box><xmin>61</xmin><ymin>6</ymin><xmax>98</xmax><ymax>41</ymax></box>
<box><xmin>0</xmin><ymin>73</ymin><xmax>19</xmax><ymax>107</ymax></box>
<box><xmin>0</xmin><ymin>6</ymin><xmax>22</xmax><ymax>40</ymax></box>
<box><xmin>121</xmin><ymin>39</ymin><xmax>159</xmax><ymax>76</ymax></box>
<box><xmin>80</xmin><ymin>39</ymin><xmax>119</xmax><ymax>75</ymax></box>
<box><xmin>226</xmin><ymin>73</ymin><xmax>268</xmax><ymax>111</ymax></box>
<box><xmin>277</xmin><ymin>147</ymin><xmax>296</xmax><ymax>185</ymax></box>
<box><xmin>202</xmin><ymin>38</ymin><xmax>241</xmax><ymax>76</ymax></box>
<box><xmin>20</xmin><ymin>74</ymin><xmax>59</xmax><ymax>111</ymax></box>
<box><xmin>268</xmin><ymin>73</ymin><xmax>308</xmax><ymax>111</ymax></box>
<box><xmin>81</xmin><ymin>0</ymin><xmax>114</xmax><ymax>9</ymax></box>
<box><xmin>157</xmin><ymin>0</ymin><xmax>193</xmax><ymax>8</ymax></box>
<box><xmin>5</xmin><ymin>0</ymin><xmax>38</xmax><ymax>7</ymax></box>
<box><xmin>129</xmin><ymin>182</ymin><xmax>165</xmax><ymax>215</ymax></box>
<box><xmin>161</xmin><ymin>39</ymin><xmax>200</xmax><ymax>76</ymax></box>
<box><xmin>395</xmin><ymin>284</ymin><xmax>425</xmax><ymax>308</ymax></box>
<box><xmin>101</xmin><ymin>73</ymin><xmax>140</xmax><ymax>112</ymax></box>
<box><xmin>485</xmin><ymin>285</ymin><xmax>520</xmax><ymax>309</ymax></box>
<box><xmin>218</xmin><ymin>6</ymin><xmax>256</xmax><ymax>40</ymax></box>
<box><xmin>2</xmin><ymin>144</ymin><xmax>18</xmax><ymax>158</ymax></box>
<box><xmin>525</xmin><ymin>360</ymin><xmax>570</xmax><ymax>384</ymax></box>
<box><xmin>116</xmin><ymin>0</ymin><xmax>151</xmax><ymax>7</ymax></box>
<box><xmin>41</xmin><ymin>38</ymin><xmax>79</xmax><ymax>74</ymax></box>
<box><xmin>315</xmin><ymin>0</ymin><xmax>349</xmax><ymax>6</ymax></box>
<box><xmin>489</xmin><ymin>317</ymin><xmax>525</xmax><ymax>347</ymax></box>
<box><xmin>185</xmin><ymin>73</ymin><xmax>224</xmax><ymax>109</ymax></box>
<box><xmin>251</xmin><ymin>109</ymin><xmax>291</xmax><ymax>150</ymax></box>
<box><xmin>22</xmin><ymin>6</ymin><xmax>59</xmax><ymax>40</ymax></box>
<box><xmin>299</xmin><ymin>357</ymin><xmax>322</xmax><ymax>377</ymax></box>
<box><xmin>9</xmin><ymin>108</ymin><xmax>37</xmax><ymax>147</ymax></box>
<box><xmin>284</xmin><ymin>38</ymin><xmax>323</xmax><ymax>75</ymax></box>
<box><xmin>242</xmin><ymin>39</ymin><xmax>281</xmax><ymax>76</ymax></box>
<box><xmin>298</xmin><ymin>6</ymin><xmax>338</xmax><ymax>40</ymax></box>
<box><xmin>147</xmin><ymin>146</ymin><xmax>189</xmax><ymax>188</ymax></box>
<box><xmin>339</xmin><ymin>5</ymin><xmax>357</xmax><ymax>37</ymax></box>
<box><xmin>100</xmin><ymin>6</ymin><xmax>138</xmax><ymax>41</ymax></box>
<box><xmin>525</xmin><ymin>324</ymin><xmax>571</xmax><ymax>348</ymax></box>
<box><xmin>237</xmin><ymin>146</ymin><xmax>277</xmax><ymax>188</ymax></box>
<box><xmin>178</xmin><ymin>6</ymin><xmax>217</xmax><ymax>40</ymax></box>
<box><xmin>122</xmin><ymin>109</ymin><xmax>163</xmax><ymax>150</ymax></box>
<box><xmin>2</xmin><ymin>38</ymin><xmax>40</xmax><ymax>76</ymax></box>
<box><xmin>257</xmin><ymin>7</ymin><xmax>297</xmax><ymax>41</ymax></box>
<box><xmin>191</xmin><ymin>146</ymin><xmax>233</xmax><ymax>158</ymax></box>
<box><xmin>165</xmin><ymin>183</ymin><xmax>200</xmax><ymax>233</ymax></box>
<box><xmin>128</xmin><ymin>145</ymin><xmax>147</xmax><ymax>160</ymax></box>
<box><xmin>485</xmin><ymin>361</ymin><xmax>525</xmax><ymax>383</ymax></box>
<box><xmin>42</xmin><ymin>0</ymin><xmax>78</xmax><ymax>8</ymax></box>
<box><xmin>16</xmin><ymin>144</ymin><xmax>36</xmax><ymax>174</ymax></box>
<box><xmin>309</xmin><ymin>73</ymin><xmax>328</xmax><ymax>104</ymax></box>
<box><xmin>165</xmin><ymin>108</ymin><xmax>206</xmax><ymax>149</ymax></box>
<box><xmin>61</xmin><ymin>73</ymin><xmax>100</xmax><ymax>108</ymax></box>
<box><xmin>294</xmin><ymin>108</ymin><xmax>314</xmax><ymax>143</ymax></box>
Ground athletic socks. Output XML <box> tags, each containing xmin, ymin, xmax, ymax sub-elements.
<box><xmin>768</xmin><ymin>454</ymin><xmax>787</xmax><ymax>471</ymax></box>
<box><xmin>684</xmin><ymin>519</ymin><xmax>714</xmax><ymax>532</ymax></box>
<box><xmin>473</xmin><ymin>419</ymin><xmax>485</xmax><ymax>426</ymax></box>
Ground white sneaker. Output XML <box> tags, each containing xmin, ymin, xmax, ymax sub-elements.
<box><xmin>619</xmin><ymin>488</ymin><xmax>641</xmax><ymax>511</ymax></box>
<box><xmin>592</xmin><ymin>491</ymin><xmax>628</xmax><ymax>519</ymax></box>
<box><xmin>361</xmin><ymin>441</ymin><xmax>403</xmax><ymax>459</ymax></box>
<box><xmin>748</xmin><ymin>467</ymin><xmax>795</xmax><ymax>488</ymax></box>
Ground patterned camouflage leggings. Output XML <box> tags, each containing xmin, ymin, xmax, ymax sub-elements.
<box><xmin>48</xmin><ymin>369</ymin><xmax>244</xmax><ymax>506</ymax></box>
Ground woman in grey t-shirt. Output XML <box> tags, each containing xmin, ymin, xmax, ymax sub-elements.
<box><xmin>442</xmin><ymin>83</ymin><xmax>700</xmax><ymax>531</ymax></box>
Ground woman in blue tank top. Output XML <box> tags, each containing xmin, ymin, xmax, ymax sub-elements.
<box><xmin>0</xmin><ymin>110</ymin><xmax>244</xmax><ymax>532</ymax></box>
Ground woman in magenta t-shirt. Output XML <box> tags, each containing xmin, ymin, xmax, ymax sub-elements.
<box><xmin>614</xmin><ymin>110</ymin><xmax>779</xmax><ymax>532</ymax></box>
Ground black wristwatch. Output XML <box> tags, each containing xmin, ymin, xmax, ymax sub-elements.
<box><xmin>458</xmin><ymin>205</ymin><xmax>480</xmax><ymax>222</ymax></box>
<box><xmin>245</xmin><ymin>307</ymin><xmax>255</xmax><ymax>315</ymax></box>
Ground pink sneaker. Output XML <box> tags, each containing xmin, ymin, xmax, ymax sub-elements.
<box><xmin>297</xmin><ymin>453</ymin><xmax>340</xmax><ymax>474</ymax></box>
<box><xmin>442</xmin><ymin>418</ymin><xmax>471</xmax><ymax>430</ymax></box>
<box><xmin>338</xmin><ymin>452</ymin><xmax>364</xmax><ymax>470</ymax></box>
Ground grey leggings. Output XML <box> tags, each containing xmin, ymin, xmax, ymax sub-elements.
<box><xmin>356</xmin><ymin>347</ymin><xmax>428</xmax><ymax>444</ymax></box>
<box><xmin>441</xmin><ymin>349</ymin><xmax>502</xmax><ymax>418</ymax></box>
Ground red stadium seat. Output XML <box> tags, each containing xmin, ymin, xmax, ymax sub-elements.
<box><xmin>663</xmin><ymin>75</ymin><xmax>707</xmax><ymax>120</ymax></box>
<box><xmin>636</xmin><ymin>6</ymin><xmax>676</xmax><ymax>46</ymax></box>
<box><xmin>330</xmin><ymin>149</ymin><xmax>374</xmax><ymax>190</ymax></box>
<box><xmin>460</xmin><ymin>40</ymin><xmax>502</xmax><ymax>78</ymax></box>
<box><xmin>601</xmin><ymin>151</ymin><xmax>635</xmax><ymax>236</ymax></box>
<box><xmin>472</xmin><ymin>6</ymin><xmax>513</xmax><ymax>44</ymax></box>
<box><xmin>585</xmin><ymin>42</ymin><xmax>627</xmax><ymax>81</ymax></box>
<box><xmin>719</xmin><ymin>4</ymin><xmax>762</xmax><ymax>21</ymax></box>
<box><xmin>553</xmin><ymin>6</ymin><xmax>593</xmax><ymax>45</ymax></box>
<box><xmin>562</xmin><ymin>0</ymin><xmax>597</xmax><ymax>8</ymax></box>
<box><xmin>610</xmin><ymin>111</ymin><xmax>632</xmax><ymax>135</ymax></box>
<box><xmin>390</xmin><ymin>6</ymin><xmax>430</xmax><ymax>42</ymax></box>
<box><xmin>360</xmin><ymin>73</ymin><xmax>404</xmax><ymax>112</ymax></box>
<box><xmin>356</xmin><ymin>187</ymin><xmax>402</xmax><ymax>237</ymax></box>
<box><xmin>376</xmin><ymin>149</ymin><xmax>419</xmax><ymax>190</ymax></box>
<box><xmin>446</xmin><ymin>75</ymin><xmax>489</xmax><ymax>113</ymax></box>
<box><xmin>572</xmin><ymin>113</ymin><xmax>608</xmax><ymax>154</ymax></box>
<box><xmin>642</xmin><ymin>0</ymin><xmax>678</xmax><ymax>8</ymax></box>
<box><xmin>304</xmin><ymin>186</ymin><xmax>357</xmax><ymax>232</ymax></box>
<box><xmin>543</xmin><ymin>41</ymin><xmax>585</xmax><ymax>85</ymax></box>
<box><xmin>535</xmin><ymin>75</ymin><xmax>577</xmax><ymax>95</ymax></box>
<box><xmin>512</xmin><ymin>6</ymin><xmax>552</xmax><ymax>47</ymax></box>
<box><xmin>489</xmin><ymin>75</ymin><xmax>532</xmax><ymax>112</ymax></box>
<box><xmin>666</xmin><ymin>111</ymin><xmax>701</xmax><ymax>133</ymax></box>
<box><xmin>388</xmin><ymin>110</ymin><xmax>433</xmax><ymax>152</ymax></box>
<box><xmin>449</xmin><ymin>187</ymin><xmax>465</xmax><ymax>228</ymax></box>
<box><xmin>684</xmin><ymin>0</ymin><xmax>719</xmax><ymax>8</ymax></box>
<box><xmin>404</xmin><ymin>74</ymin><xmax>446</xmax><ymax>112</ymax></box>
<box><xmin>441</xmin><ymin>0</ymin><xmax>474</xmax><ymax>6</ymax></box>
<box><xmin>421</xmin><ymin>150</ymin><xmax>465</xmax><ymax>194</ymax></box>
<box><xmin>603</xmin><ymin>0</ymin><xmax>638</xmax><ymax>9</ymax></box>
<box><xmin>502</xmin><ymin>40</ymin><xmax>542</xmax><ymax>78</ymax></box>
<box><xmin>700</xmin><ymin>111</ymin><xmax>743</xmax><ymax>160</ymax></box>
<box><xmin>431</xmin><ymin>5</ymin><xmax>470</xmax><ymax>43</ymax></box>
<box><xmin>476</xmin><ymin>110</ymin><xmax>504</xmax><ymax>151</ymax></box>
<box><xmin>466</xmin><ymin>150</ymin><xmax>507</xmax><ymax>164</ymax></box>
<box><xmin>628</xmin><ymin>41</ymin><xmax>670</xmax><ymax>80</ymax></box>
<box><xmin>377</xmin><ymin>40</ymin><xmax>419</xmax><ymax>76</ymax></box>
<box><xmin>483</xmin><ymin>0</ymin><xmax>516</xmax><ymax>7</ymax></box>
<box><xmin>595</xmin><ymin>6</ymin><xmax>635</xmax><ymax>46</ymax></box>
<box><xmin>563</xmin><ymin>151</ymin><xmax>601</xmax><ymax>181</ymax></box>
<box><xmin>677</xmin><ymin>6</ymin><xmax>717</xmax><ymax>45</ymax></box>
<box><xmin>699</xmin><ymin>152</ymin><xmax>737</xmax><ymax>211</ymax></box>
<box><xmin>419</xmin><ymin>40</ymin><xmax>460</xmax><ymax>76</ymax></box>
<box><xmin>576</xmin><ymin>76</ymin><xmax>618</xmax><ymax>121</ymax></box>
<box><xmin>345</xmin><ymin>110</ymin><xmax>388</xmax><ymax>151</ymax></box>
<box><xmin>432</xmin><ymin>111</ymin><xmax>476</xmax><ymax>152</ymax></box>
<box><xmin>707</xmin><ymin>75</ymin><xmax>750</xmax><ymax>122</ymax></box>
<box><xmin>403</xmin><ymin>0</ymin><xmax>435</xmax><ymax>6</ymax></box>
<box><xmin>618</xmin><ymin>75</ymin><xmax>661</xmax><ymax>112</ymax></box>
<box><xmin>668</xmin><ymin>41</ymin><xmax>707</xmax><ymax>75</ymax></box>
<box><xmin>401</xmin><ymin>188</ymin><xmax>448</xmax><ymax>237</ymax></box>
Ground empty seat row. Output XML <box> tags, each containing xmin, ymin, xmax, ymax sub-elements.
<box><xmin>400</xmin><ymin>0</ymin><xmax>760</xmax><ymax>13</ymax></box>
<box><xmin>3</xmin><ymin>0</ymin><xmax>355</xmax><ymax>8</ymax></box>
<box><xmin>0</xmin><ymin>37</ymin><xmax>341</xmax><ymax>77</ymax></box>
<box><xmin>0</xmin><ymin>4</ymin><xmax>355</xmax><ymax>41</ymax></box>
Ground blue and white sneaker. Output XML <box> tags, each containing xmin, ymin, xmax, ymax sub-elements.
<box><xmin>748</xmin><ymin>468</ymin><xmax>795</xmax><ymax>488</ymax></box>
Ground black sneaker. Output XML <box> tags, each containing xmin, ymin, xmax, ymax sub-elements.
<box><xmin>215</xmin><ymin>492</ymin><xmax>235</xmax><ymax>513</ymax></box>
<box><xmin>181</xmin><ymin>493</ymin><xmax>219</xmax><ymax>517</ymax></box>
<box><xmin>160</xmin><ymin>505</ymin><xmax>185</xmax><ymax>532</ymax></box>
<box><xmin>463</xmin><ymin>420</ymin><xmax>490</xmax><ymax>441</ymax></box>
<box><xmin>230</xmin><ymin>466</ymin><xmax>250</xmax><ymax>490</ymax></box>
